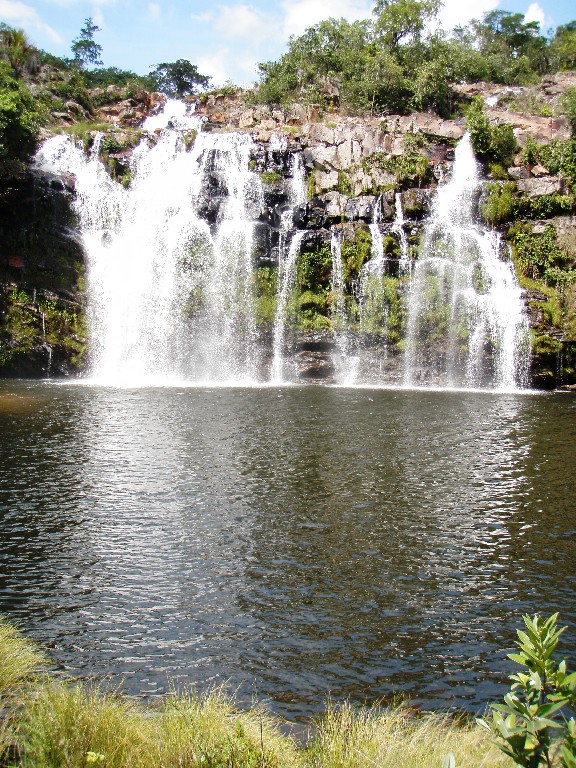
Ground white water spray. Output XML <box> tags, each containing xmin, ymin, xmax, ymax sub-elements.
<box><xmin>403</xmin><ymin>133</ymin><xmax>530</xmax><ymax>390</ymax></box>
<box><xmin>270</xmin><ymin>154</ymin><xmax>307</xmax><ymax>383</ymax></box>
<box><xmin>36</xmin><ymin>101</ymin><xmax>265</xmax><ymax>385</ymax></box>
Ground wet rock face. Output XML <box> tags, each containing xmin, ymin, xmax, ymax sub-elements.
<box><xmin>0</xmin><ymin>171</ymin><xmax>87</xmax><ymax>378</ymax></box>
<box><xmin>0</xmin><ymin>171</ymin><xmax>84</xmax><ymax>292</ymax></box>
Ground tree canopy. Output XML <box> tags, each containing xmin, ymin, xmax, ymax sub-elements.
<box><xmin>71</xmin><ymin>18</ymin><xmax>103</xmax><ymax>70</ymax></box>
<box><xmin>149</xmin><ymin>60</ymin><xmax>210</xmax><ymax>97</ymax></box>
<box><xmin>255</xmin><ymin>0</ymin><xmax>576</xmax><ymax>116</ymax></box>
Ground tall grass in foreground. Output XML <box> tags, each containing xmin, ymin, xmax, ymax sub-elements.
<box><xmin>0</xmin><ymin>618</ymin><xmax>514</xmax><ymax>768</ymax></box>
<box><xmin>308</xmin><ymin>702</ymin><xmax>513</xmax><ymax>768</ymax></box>
<box><xmin>0</xmin><ymin>618</ymin><xmax>46</xmax><ymax>763</ymax></box>
<box><xmin>0</xmin><ymin>620</ymin><xmax>45</xmax><ymax>698</ymax></box>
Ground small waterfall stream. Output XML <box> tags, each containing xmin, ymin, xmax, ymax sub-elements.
<box><xmin>270</xmin><ymin>154</ymin><xmax>307</xmax><ymax>383</ymax></box>
<box><xmin>331</xmin><ymin>230</ymin><xmax>358</xmax><ymax>385</ymax></box>
<box><xmin>392</xmin><ymin>193</ymin><xmax>410</xmax><ymax>275</ymax></box>
<box><xmin>403</xmin><ymin>133</ymin><xmax>530</xmax><ymax>389</ymax></box>
<box><xmin>35</xmin><ymin>106</ymin><xmax>530</xmax><ymax>390</ymax></box>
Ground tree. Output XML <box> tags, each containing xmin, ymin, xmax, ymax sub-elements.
<box><xmin>373</xmin><ymin>0</ymin><xmax>441</xmax><ymax>49</ymax></box>
<box><xmin>550</xmin><ymin>21</ymin><xmax>576</xmax><ymax>71</ymax></box>
<box><xmin>71</xmin><ymin>17</ymin><xmax>103</xmax><ymax>69</ymax></box>
<box><xmin>149</xmin><ymin>60</ymin><xmax>210</xmax><ymax>97</ymax></box>
<box><xmin>0</xmin><ymin>24</ymin><xmax>39</xmax><ymax>76</ymax></box>
<box><xmin>0</xmin><ymin>61</ymin><xmax>42</xmax><ymax>178</ymax></box>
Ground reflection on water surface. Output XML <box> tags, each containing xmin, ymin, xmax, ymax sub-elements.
<box><xmin>0</xmin><ymin>381</ymin><xmax>575</xmax><ymax>719</ymax></box>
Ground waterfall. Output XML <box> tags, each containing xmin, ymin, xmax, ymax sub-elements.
<box><xmin>358</xmin><ymin>196</ymin><xmax>387</xmax><ymax>332</ymax></box>
<box><xmin>35</xmin><ymin>101</ymin><xmax>265</xmax><ymax>385</ymax></box>
<box><xmin>271</xmin><ymin>230</ymin><xmax>306</xmax><ymax>383</ymax></box>
<box><xmin>331</xmin><ymin>230</ymin><xmax>358</xmax><ymax>384</ymax></box>
<box><xmin>403</xmin><ymin>133</ymin><xmax>530</xmax><ymax>390</ymax></box>
<box><xmin>34</xmin><ymin>103</ymin><xmax>530</xmax><ymax>390</ymax></box>
<box><xmin>270</xmin><ymin>154</ymin><xmax>307</xmax><ymax>383</ymax></box>
<box><xmin>392</xmin><ymin>193</ymin><xmax>410</xmax><ymax>275</ymax></box>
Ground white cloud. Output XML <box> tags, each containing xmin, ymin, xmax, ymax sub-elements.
<box><xmin>148</xmin><ymin>2</ymin><xmax>161</xmax><ymax>21</ymax></box>
<box><xmin>191</xmin><ymin>11</ymin><xmax>214</xmax><ymax>23</ymax></box>
<box><xmin>436</xmin><ymin>0</ymin><xmax>499</xmax><ymax>30</ymax></box>
<box><xmin>212</xmin><ymin>4</ymin><xmax>270</xmax><ymax>41</ymax></box>
<box><xmin>196</xmin><ymin>48</ymin><xmax>234</xmax><ymax>86</ymax></box>
<box><xmin>43</xmin><ymin>0</ymin><xmax>117</xmax><ymax>6</ymax></box>
<box><xmin>92</xmin><ymin>9</ymin><xmax>104</xmax><ymax>27</ymax></box>
<box><xmin>280</xmin><ymin>0</ymin><xmax>372</xmax><ymax>39</ymax></box>
<box><xmin>0</xmin><ymin>0</ymin><xmax>62</xmax><ymax>41</ymax></box>
<box><xmin>523</xmin><ymin>2</ymin><xmax>546</xmax><ymax>29</ymax></box>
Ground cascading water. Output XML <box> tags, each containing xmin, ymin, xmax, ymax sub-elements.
<box><xmin>403</xmin><ymin>133</ymin><xmax>530</xmax><ymax>390</ymax></box>
<box><xmin>358</xmin><ymin>196</ymin><xmax>387</xmax><ymax>332</ymax></box>
<box><xmin>392</xmin><ymin>193</ymin><xmax>410</xmax><ymax>275</ymax></box>
<box><xmin>270</xmin><ymin>154</ymin><xmax>307</xmax><ymax>383</ymax></box>
<box><xmin>331</xmin><ymin>230</ymin><xmax>358</xmax><ymax>384</ymax></box>
<box><xmin>35</xmin><ymin>100</ymin><xmax>265</xmax><ymax>385</ymax></box>
<box><xmin>35</xmin><ymin>102</ymin><xmax>530</xmax><ymax>390</ymax></box>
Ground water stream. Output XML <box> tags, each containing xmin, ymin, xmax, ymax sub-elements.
<box><xmin>35</xmin><ymin>106</ymin><xmax>530</xmax><ymax>390</ymax></box>
<box><xmin>403</xmin><ymin>134</ymin><xmax>530</xmax><ymax>390</ymax></box>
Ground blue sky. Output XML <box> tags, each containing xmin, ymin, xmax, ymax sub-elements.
<box><xmin>0</xmin><ymin>0</ymin><xmax>574</xmax><ymax>87</ymax></box>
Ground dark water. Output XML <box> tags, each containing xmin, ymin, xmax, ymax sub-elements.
<box><xmin>1</xmin><ymin>381</ymin><xmax>575</xmax><ymax>720</ymax></box>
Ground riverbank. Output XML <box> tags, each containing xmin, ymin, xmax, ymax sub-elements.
<box><xmin>0</xmin><ymin>619</ymin><xmax>511</xmax><ymax>768</ymax></box>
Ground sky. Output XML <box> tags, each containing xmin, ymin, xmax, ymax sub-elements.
<box><xmin>0</xmin><ymin>0</ymin><xmax>575</xmax><ymax>88</ymax></box>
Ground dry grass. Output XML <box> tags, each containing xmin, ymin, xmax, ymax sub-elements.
<box><xmin>307</xmin><ymin>702</ymin><xmax>514</xmax><ymax>768</ymax></box>
<box><xmin>1</xmin><ymin>620</ymin><xmax>513</xmax><ymax>768</ymax></box>
<box><xmin>0</xmin><ymin>619</ymin><xmax>45</xmax><ymax>700</ymax></box>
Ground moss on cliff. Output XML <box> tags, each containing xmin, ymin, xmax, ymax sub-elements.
<box><xmin>0</xmin><ymin>284</ymin><xmax>86</xmax><ymax>376</ymax></box>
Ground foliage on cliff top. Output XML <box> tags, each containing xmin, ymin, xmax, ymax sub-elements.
<box><xmin>255</xmin><ymin>0</ymin><xmax>575</xmax><ymax>117</ymax></box>
<box><xmin>0</xmin><ymin>60</ymin><xmax>43</xmax><ymax>178</ymax></box>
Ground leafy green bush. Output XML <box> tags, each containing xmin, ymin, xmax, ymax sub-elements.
<box><xmin>467</xmin><ymin>97</ymin><xmax>517</xmax><ymax>169</ymax></box>
<box><xmin>479</xmin><ymin>613</ymin><xmax>576</xmax><ymax>768</ymax></box>
<box><xmin>383</xmin><ymin>133</ymin><xmax>432</xmax><ymax>187</ymax></box>
<box><xmin>515</xmin><ymin>194</ymin><xmax>576</xmax><ymax>219</ymax></box>
<box><xmin>510</xmin><ymin>224</ymin><xmax>573</xmax><ymax>285</ymax></box>
<box><xmin>0</xmin><ymin>61</ymin><xmax>43</xmax><ymax>177</ymax></box>
<box><xmin>482</xmin><ymin>182</ymin><xmax>516</xmax><ymax>225</ymax></box>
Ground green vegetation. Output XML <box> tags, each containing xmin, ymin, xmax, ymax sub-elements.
<box><xmin>510</xmin><ymin>224</ymin><xmax>576</xmax><ymax>288</ymax></box>
<box><xmin>341</xmin><ymin>228</ymin><xmax>372</xmax><ymax>283</ymax></box>
<box><xmin>255</xmin><ymin>0</ymin><xmax>574</xmax><ymax>116</ymax></box>
<box><xmin>0</xmin><ymin>61</ymin><xmax>43</xmax><ymax>178</ymax></box>
<box><xmin>254</xmin><ymin>267</ymin><xmax>277</xmax><ymax>325</ymax></box>
<box><xmin>294</xmin><ymin>245</ymin><xmax>333</xmax><ymax>329</ymax></box>
<box><xmin>260</xmin><ymin>171</ymin><xmax>282</xmax><ymax>185</ymax></box>
<box><xmin>149</xmin><ymin>60</ymin><xmax>211</xmax><ymax>97</ymax></box>
<box><xmin>482</xmin><ymin>183</ymin><xmax>517</xmax><ymax>226</ymax></box>
<box><xmin>0</xmin><ymin>616</ymin><xmax>514</xmax><ymax>768</ymax></box>
<box><xmin>71</xmin><ymin>17</ymin><xmax>103</xmax><ymax>70</ymax></box>
<box><xmin>467</xmin><ymin>97</ymin><xmax>517</xmax><ymax>174</ymax></box>
<box><xmin>382</xmin><ymin>133</ymin><xmax>432</xmax><ymax>187</ymax></box>
<box><xmin>0</xmin><ymin>285</ymin><xmax>86</xmax><ymax>374</ymax></box>
<box><xmin>479</xmin><ymin>613</ymin><xmax>576</xmax><ymax>767</ymax></box>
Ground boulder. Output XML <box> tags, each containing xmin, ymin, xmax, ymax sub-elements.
<box><xmin>516</xmin><ymin>176</ymin><xmax>564</xmax><ymax>197</ymax></box>
<box><xmin>345</xmin><ymin>196</ymin><xmax>376</xmax><ymax>222</ymax></box>
<box><xmin>313</xmin><ymin>169</ymin><xmax>339</xmax><ymax>193</ymax></box>
<box><xmin>508</xmin><ymin>166</ymin><xmax>530</xmax><ymax>180</ymax></box>
<box><xmin>238</xmin><ymin>109</ymin><xmax>255</xmax><ymax>128</ymax></box>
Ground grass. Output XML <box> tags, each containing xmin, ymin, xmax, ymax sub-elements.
<box><xmin>308</xmin><ymin>702</ymin><xmax>512</xmax><ymax>768</ymax></box>
<box><xmin>0</xmin><ymin>620</ymin><xmax>45</xmax><ymax>699</ymax></box>
<box><xmin>0</xmin><ymin>619</ymin><xmax>513</xmax><ymax>768</ymax></box>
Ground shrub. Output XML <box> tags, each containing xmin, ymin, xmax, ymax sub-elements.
<box><xmin>467</xmin><ymin>97</ymin><xmax>518</xmax><ymax>169</ymax></box>
<box><xmin>481</xmin><ymin>182</ymin><xmax>516</xmax><ymax>225</ymax></box>
<box><xmin>479</xmin><ymin>613</ymin><xmax>576</xmax><ymax>768</ymax></box>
